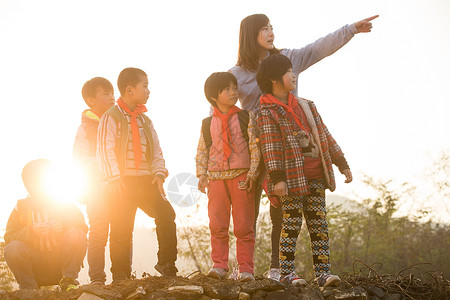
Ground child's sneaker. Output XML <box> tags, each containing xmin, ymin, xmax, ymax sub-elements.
<box><xmin>264</xmin><ymin>268</ymin><xmax>281</xmax><ymax>281</ymax></box>
<box><xmin>238</xmin><ymin>272</ymin><xmax>255</xmax><ymax>282</ymax></box>
<box><xmin>154</xmin><ymin>262</ymin><xmax>178</xmax><ymax>277</ymax></box>
<box><xmin>59</xmin><ymin>278</ymin><xmax>80</xmax><ymax>291</ymax></box>
<box><xmin>280</xmin><ymin>272</ymin><xmax>307</xmax><ymax>286</ymax></box>
<box><xmin>89</xmin><ymin>280</ymin><xmax>105</xmax><ymax>286</ymax></box>
<box><xmin>315</xmin><ymin>273</ymin><xmax>341</xmax><ymax>287</ymax></box>
<box><xmin>111</xmin><ymin>271</ymin><xmax>128</xmax><ymax>284</ymax></box>
<box><xmin>207</xmin><ymin>267</ymin><xmax>227</xmax><ymax>280</ymax></box>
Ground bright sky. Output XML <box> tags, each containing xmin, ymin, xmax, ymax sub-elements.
<box><xmin>1</xmin><ymin>0</ymin><xmax>449</xmax><ymax>230</ymax></box>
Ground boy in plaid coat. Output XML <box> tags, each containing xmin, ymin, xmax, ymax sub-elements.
<box><xmin>256</xmin><ymin>54</ymin><xmax>352</xmax><ymax>287</ymax></box>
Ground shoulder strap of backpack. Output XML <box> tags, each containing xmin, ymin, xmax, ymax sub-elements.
<box><xmin>201</xmin><ymin>116</ymin><xmax>213</xmax><ymax>150</ymax></box>
<box><xmin>202</xmin><ymin>110</ymin><xmax>250</xmax><ymax>150</ymax></box>
<box><xmin>237</xmin><ymin>110</ymin><xmax>249</xmax><ymax>143</ymax></box>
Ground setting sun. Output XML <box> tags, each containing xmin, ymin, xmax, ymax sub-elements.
<box><xmin>42</xmin><ymin>160</ymin><xmax>88</xmax><ymax>204</ymax></box>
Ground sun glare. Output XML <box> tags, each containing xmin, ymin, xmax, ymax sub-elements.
<box><xmin>42</xmin><ymin>161</ymin><xmax>88</xmax><ymax>204</ymax></box>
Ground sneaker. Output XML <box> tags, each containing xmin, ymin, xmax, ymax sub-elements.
<box><xmin>238</xmin><ymin>272</ymin><xmax>255</xmax><ymax>282</ymax></box>
<box><xmin>207</xmin><ymin>267</ymin><xmax>227</xmax><ymax>280</ymax></box>
<box><xmin>155</xmin><ymin>262</ymin><xmax>178</xmax><ymax>277</ymax></box>
<box><xmin>59</xmin><ymin>278</ymin><xmax>79</xmax><ymax>291</ymax></box>
<box><xmin>89</xmin><ymin>280</ymin><xmax>105</xmax><ymax>286</ymax></box>
<box><xmin>112</xmin><ymin>271</ymin><xmax>128</xmax><ymax>284</ymax></box>
<box><xmin>264</xmin><ymin>268</ymin><xmax>281</xmax><ymax>281</ymax></box>
<box><xmin>280</xmin><ymin>272</ymin><xmax>307</xmax><ymax>286</ymax></box>
<box><xmin>315</xmin><ymin>273</ymin><xmax>341</xmax><ymax>287</ymax></box>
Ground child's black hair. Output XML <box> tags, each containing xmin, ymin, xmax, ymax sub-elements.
<box><xmin>21</xmin><ymin>159</ymin><xmax>52</xmax><ymax>194</ymax></box>
<box><xmin>204</xmin><ymin>72</ymin><xmax>238</xmax><ymax>107</ymax></box>
<box><xmin>117</xmin><ymin>67</ymin><xmax>147</xmax><ymax>96</ymax></box>
<box><xmin>256</xmin><ymin>53</ymin><xmax>292</xmax><ymax>95</ymax></box>
<box><xmin>81</xmin><ymin>77</ymin><xmax>114</xmax><ymax>107</ymax></box>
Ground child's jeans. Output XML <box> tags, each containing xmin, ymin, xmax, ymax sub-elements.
<box><xmin>108</xmin><ymin>176</ymin><xmax>177</xmax><ymax>280</ymax></box>
<box><xmin>279</xmin><ymin>178</ymin><xmax>331</xmax><ymax>277</ymax></box>
<box><xmin>86</xmin><ymin>189</ymin><xmax>110</xmax><ymax>284</ymax></box>
<box><xmin>207</xmin><ymin>172</ymin><xmax>255</xmax><ymax>274</ymax></box>
<box><xmin>4</xmin><ymin>227</ymin><xmax>87</xmax><ymax>289</ymax></box>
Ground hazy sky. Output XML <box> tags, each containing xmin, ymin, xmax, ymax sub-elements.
<box><xmin>1</xmin><ymin>0</ymin><xmax>449</xmax><ymax>230</ymax></box>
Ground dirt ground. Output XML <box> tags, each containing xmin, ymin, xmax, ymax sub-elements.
<box><xmin>1</xmin><ymin>272</ymin><xmax>449</xmax><ymax>300</ymax></box>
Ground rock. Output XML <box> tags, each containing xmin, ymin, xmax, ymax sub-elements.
<box><xmin>204</xmin><ymin>282</ymin><xmax>241</xmax><ymax>299</ymax></box>
<box><xmin>126</xmin><ymin>286</ymin><xmax>146</xmax><ymax>299</ymax></box>
<box><xmin>78</xmin><ymin>292</ymin><xmax>104</xmax><ymax>300</ymax></box>
<box><xmin>9</xmin><ymin>289</ymin><xmax>54</xmax><ymax>300</ymax></box>
<box><xmin>167</xmin><ymin>285</ymin><xmax>206</xmax><ymax>299</ymax></box>
<box><xmin>333</xmin><ymin>287</ymin><xmax>368</xmax><ymax>300</ymax></box>
<box><xmin>286</xmin><ymin>286</ymin><xmax>299</xmax><ymax>294</ymax></box>
<box><xmin>265</xmin><ymin>290</ymin><xmax>296</xmax><ymax>300</ymax></box>
<box><xmin>148</xmin><ymin>290</ymin><xmax>169</xmax><ymax>299</ymax></box>
<box><xmin>238</xmin><ymin>292</ymin><xmax>250</xmax><ymax>300</ymax></box>
<box><xmin>252</xmin><ymin>290</ymin><xmax>268</xmax><ymax>300</ymax></box>
<box><xmin>364</xmin><ymin>286</ymin><xmax>385</xmax><ymax>298</ymax></box>
<box><xmin>387</xmin><ymin>294</ymin><xmax>401</xmax><ymax>300</ymax></box>
<box><xmin>82</xmin><ymin>285</ymin><xmax>123</xmax><ymax>300</ymax></box>
<box><xmin>320</xmin><ymin>286</ymin><xmax>334</xmax><ymax>297</ymax></box>
<box><xmin>168</xmin><ymin>285</ymin><xmax>204</xmax><ymax>294</ymax></box>
<box><xmin>299</xmin><ymin>289</ymin><xmax>325</xmax><ymax>300</ymax></box>
<box><xmin>240</xmin><ymin>278</ymin><xmax>284</xmax><ymax>294</ymax></box>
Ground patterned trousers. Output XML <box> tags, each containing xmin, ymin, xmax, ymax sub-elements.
<box><xmin>279</xmin><ymin>178</ymin><xmax>331</xmax><ymax>277</ymax></box>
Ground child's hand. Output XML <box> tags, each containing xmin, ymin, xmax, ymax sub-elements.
<box><xmin>244</xmin><ymin>176</ymin><xmax>254</xmax><ymax>191</ymax></box>
<box><xmin>32</xmin><ymin>223</ymin><xmax>50</xmax><ymax>237</ymax></box>
<box><xmin>342</xmin><ymin>169</ymin><xmax>353</xmax><ymax>183</ymax></box>
<box><xmin>50</xmin><ymin>220</ymin><xmax>63</xmax><ymax>233</ymax></box>
<box><xmin>273</xmin><ymin>181</ymin><xmax>288</xmax><ymax>197</ymax></box>
<box><xmin>152</xmin><ymin>176</ymin><xmax>166</xmax><ymax>196</ymax></box>
<box><xmin>198</xmin><ymin>175</ymin><xmax>208</xmax><ymax>194</ymax></box>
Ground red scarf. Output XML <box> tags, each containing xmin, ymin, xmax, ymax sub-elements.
<box><xmin>212</xmin><ymin>105</ymin><xmax>242</xmax><ymax>162</ymax></box>
<box><xmin>260</xmin><ymin>93</ymin><xmax>307</xmax><ymax>133</ymax></box>
<box><xmin>117</xmin><ymin>98</ymin><xmax>148</xmax><ymax>171</ymax></box>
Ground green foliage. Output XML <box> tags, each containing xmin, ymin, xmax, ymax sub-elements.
<box><xmin>178</xmin><ymin>222</ymin><xmax>213</xmax><ymax>274</ymax></box>
<box><xmin>178</xmin><ymin>176</ymin><xmax>450</xmax><ymax>279</ymax></box>
<box><xmin>0</xmin><ymin>236</ymin><xmax>16</xmax><ymax>291</ymax></box>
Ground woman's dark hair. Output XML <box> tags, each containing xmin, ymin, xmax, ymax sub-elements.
<box><xmin>204</xmin><ymin>72</ymin><xmax>238</xmax><ymax>107</ymax></box>
<box><xmin>117</xmin><ymin>67</ymin><xmax>147</xmax><ymax>96</ymax></box>
<box><xmin>237</xmin><ymin>14</ymin><xmax>279</xmax><ymax>71</ymax></box>
<box><xmin>256</xmin><ymin>54</ymin><xmax>292</xmax><ymax>94</ymax></box>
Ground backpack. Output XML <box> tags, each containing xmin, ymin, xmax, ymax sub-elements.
<box><xmin>201</xmin><ymin>110</ymin><xmax>249</xmax><ymax>150</ymax></box>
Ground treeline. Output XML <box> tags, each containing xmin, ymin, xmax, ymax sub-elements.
<box><xmin>179</xmin><ymin>176</ymin><xmax>450</xmax><ymax>279</ymax></box>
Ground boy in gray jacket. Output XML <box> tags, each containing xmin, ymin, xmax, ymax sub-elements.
<box><xmin>97</xmin><ymin>67</ymin><xmax>177</xmax><ymax>281</ymax></box>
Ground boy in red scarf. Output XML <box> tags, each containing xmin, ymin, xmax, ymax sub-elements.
<box><xmin>256</xmin><ymin>54</ymin><xmax>352</xmax><ymax>287</ymax></box>
<box><xmin>73</xmin><ymin>77</ymin><xmax>115</xmax><ymax>285</ymax></box>
<box><xmin>97</xmin><ymin>68</ymin><xmax>177</xmax><ymax>281</ymax></box>
<box><xmin>196</xmin><ymin>72</ymin><xmax>260</xmax><ymax>281</ymax></box>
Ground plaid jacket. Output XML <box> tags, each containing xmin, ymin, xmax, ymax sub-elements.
<box><xmin>257</xmin><ymin>96</ymin><xmax>345</xmax><ymax>197</ymax></box>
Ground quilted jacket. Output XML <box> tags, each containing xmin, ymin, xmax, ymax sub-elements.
<box><xmin>257</xmin><ymin>95</ymin><xmax>348</xmax><ymax>197</ymax></box>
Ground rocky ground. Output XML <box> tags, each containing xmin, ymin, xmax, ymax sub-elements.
<box><xmin>0</xmin><ymin>272</ymin><xmax>449</xmax><ymax>300</ymax></box>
